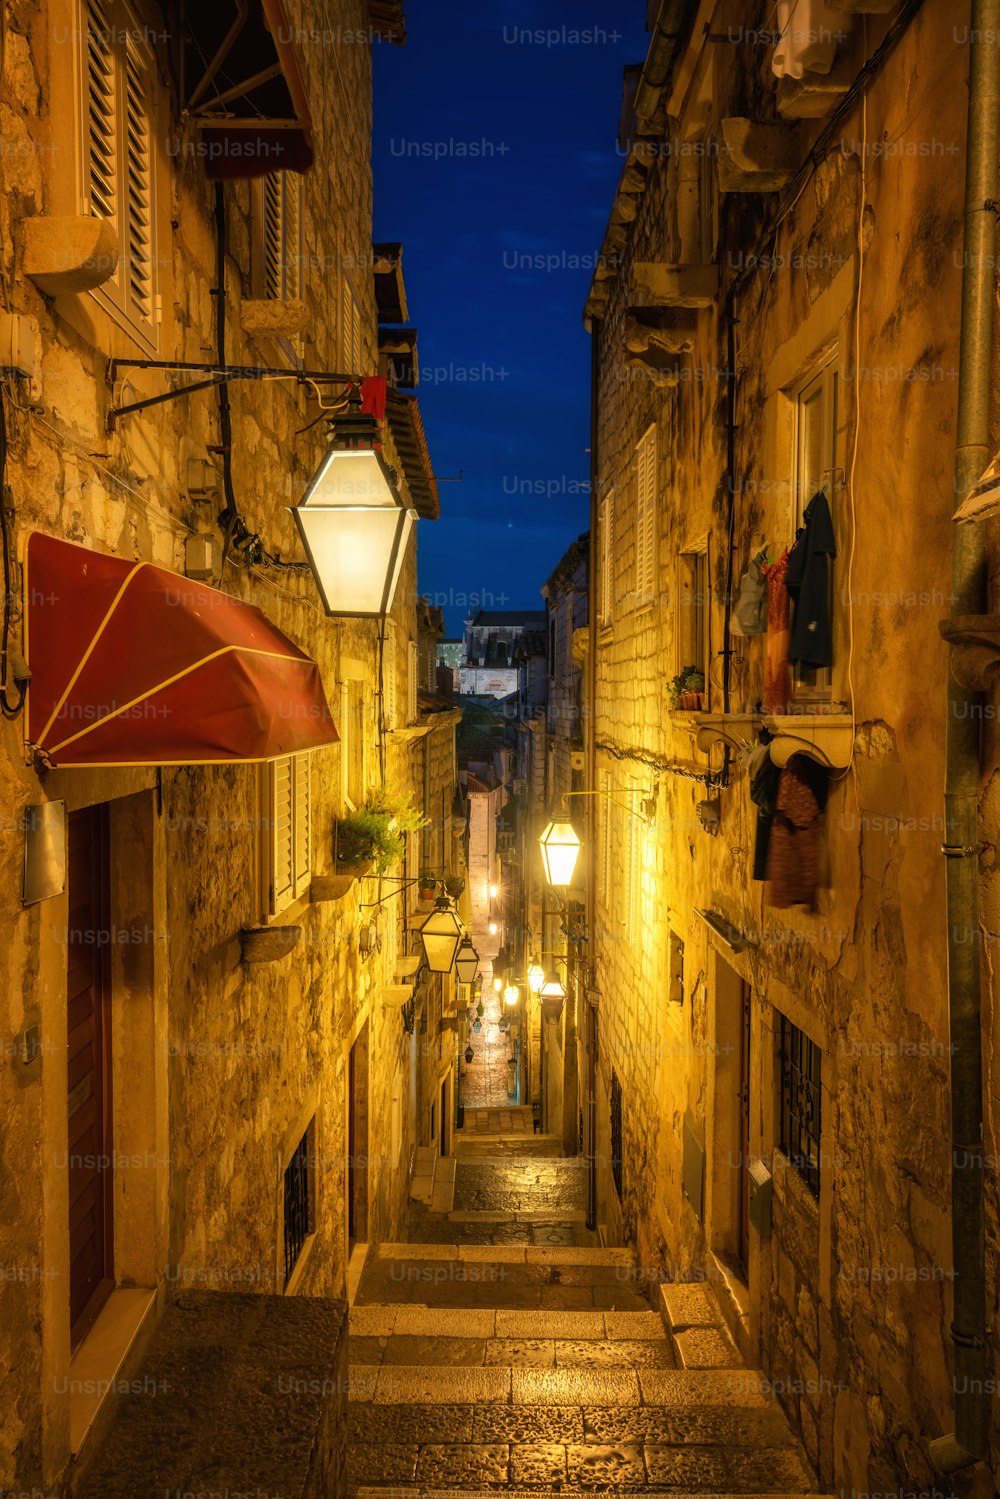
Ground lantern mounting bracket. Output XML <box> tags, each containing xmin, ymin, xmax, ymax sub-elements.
<box><xmin>104</xmin><ymin>357</ymin><xmax>359</xmax><ymax>432</ymax></box>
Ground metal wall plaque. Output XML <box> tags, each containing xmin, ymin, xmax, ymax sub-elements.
<box><xmin>23</xmin><ymin>801</ymin><xmax>66</xmax><ymax>905</ymax></box>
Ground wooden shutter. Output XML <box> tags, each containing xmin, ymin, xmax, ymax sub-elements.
<box><xmin>262</xmin><ymin>173</ymin><xmax>284</xmax><ymax>299</ymax></box>
<box><xmin>383</xmin><ymin>629</ymin><xmax>396</xmax><ymax>730</ymax></box>
<box><xmin>85</xmin><ymin>0</ymin><xmax>117</xmax><ymax>221</ymax></box>
<box><xmin>122</xmin><ymin>32</ymin><xmax>153</xmax><ymax>324</ymax></box>
<box><xmin>636</xmin><ymin>429</ymin><xmax>656</xmax><ymax>605</ymax></box>
<box><xmin>342</xmin><ymin>277</ymin><xmax>363</xmax><ymax>373</ymax></box>
<box><xmin>293</xmin><ymin>753</ymin><xmax>311</xmax><ymax>899</ymax></box>
<box><xmin>269</xmin><ymin>756</ymin><xmax>295</xmax><ymax>913</ymax></box>
<box><xmin>408</xmin><ymin>640</ymin><xmax>418</xmax><ymax>723</ymax></box>
<box><xmin>599</xmin><ymin>490</ymin><xmax>614</xmax><ymax>625</ymax></box>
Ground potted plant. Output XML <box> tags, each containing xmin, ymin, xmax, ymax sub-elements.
<box><xmin>418</xmin><ymin>868</ymin><xmax>437</xmax><ymax>901</ymax></box>
<box><xmin>444</xmin><ymin>872</ymin><xmax>465</xmax><ymax>898</ymax></box>
<box><xmin>669</xmin><ymin>665</ymin><xmax>706</xmax><ymax>712</ymax></box>
<box><xmin>335</xmin><ymin>788</ymin><xmax>428</xmax><ymax>875</ymax></box>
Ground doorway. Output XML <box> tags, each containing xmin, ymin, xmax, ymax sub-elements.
<box><xmin>67</xmin><ymin>805</ymin><xmax>113</xmax><ymax>1348</ymax></box>
<box><xmin>348</xmin><ymin>1023</ymin><xmax>370</xmax><ymax>1248</ymax></box>
<box><xmin>737</xmin><ymin>979</ymin><xmax>751</xmax><ymax>1276</ymax></box>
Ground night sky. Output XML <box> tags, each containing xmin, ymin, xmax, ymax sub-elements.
<box><xmin>372</xmin><ymin>2</ymin><xmax>649</xmax><ymax>635</ymax></box>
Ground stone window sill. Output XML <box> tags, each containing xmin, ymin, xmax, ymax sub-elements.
<box><xmin>283</xmin><ymin>1230</ymin><xmax>318</xmax><ymax>1297</ymax></box>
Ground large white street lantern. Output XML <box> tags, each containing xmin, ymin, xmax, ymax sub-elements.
<box><xmin>419</xmin><ymin>896</ymin><xmax>463</xmax><ymax>974</ymax></box>
<box><xmin>527</xmin><ymin>960</ymin><xmax>545</xmax><ymax>995</ymax></box>
<box><xmin>454</xmin><ymin>935</ymin><xmax>480</xmax><ymax>986</ymax></box>
<box><xmin>292</xmin><ymin>412</ymin><xmax>416</xmax><ymax>618</ymax></box>
<box><xmin>539</xmin><ymin>818</ymin><xmax>581</xmax><ymax>886</ymax></box>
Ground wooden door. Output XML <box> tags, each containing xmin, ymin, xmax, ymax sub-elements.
<box><xmin>737</xmin><ymin>980</ymin><xmax>752</xmax><ymax>1276</ymax></box>
<box><xmin>67</xmin><ymin>805</ymin><xmax>113</xmax><ymax>1346</ymax></box>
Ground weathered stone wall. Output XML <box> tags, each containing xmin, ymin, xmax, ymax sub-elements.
<box><xmin>0</xmin><ymin>0</ymin><xmax>443</xmax><ymax>1488</ymax></box>
<box><xmin>591</xmin><ymin>3</ymin><xmax>981</xmax><ymax>1492</ymax></box>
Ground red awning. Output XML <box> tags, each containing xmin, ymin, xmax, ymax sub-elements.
<box><xmin>183</xmin><ymin>0</ymin><xmax>314</xmax><ymax>179</ymax></box>
<box><xmin>25</xmin><ymin>534</ymin><xmax>337</xmax><ymax>768</ymax></box>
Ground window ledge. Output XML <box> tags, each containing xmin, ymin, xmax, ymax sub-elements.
<box><xmin>283</xmin><ymin>1229</ymin><xmax>318</xmax><ymax>1297</ymax></box>
<box><xmin>692</xmin><ymin>709</ymin><xmax>854</xmax><ymax>770</ymax></box>
<box><xmin>241</xmin><ymin>924</ymin><xmax>303</xmax><ymax>963</ymax></box>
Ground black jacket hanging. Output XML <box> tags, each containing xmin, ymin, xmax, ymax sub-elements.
<box><xmin>786</xmin><ymin>489</ymin><xmax>836</xmax><ymax>668</ymax></box>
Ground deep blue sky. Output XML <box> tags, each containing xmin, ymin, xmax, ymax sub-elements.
<box><xmin>373</xmin><ymin>2</ymin><xmax>648</xmax><ymax>635</ymax></box>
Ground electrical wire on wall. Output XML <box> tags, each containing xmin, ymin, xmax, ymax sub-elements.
<box><xmin>0</xmin><ymin>389</ymin><xmax>26</xmax><ymax>718</ymax></box>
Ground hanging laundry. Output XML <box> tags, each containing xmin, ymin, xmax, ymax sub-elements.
<box><xmin>761</xmin><ymin>548</ymin><xmax>793</xmax><ymax>713</ymax></box>
<box><xmin>787</xmin><ymin>490</ymin><xmax>836</xmax><ymax>669</ymax></box>
<box><xmin>730</xmin><ymin>558</ymin><xmax>768</xmax><ymax>636</ymax></box>
<box><xmin>747</xmin><ymin>740</ymin><xmax>780</xmax><ymax>880</ymax></box>
<box><xmin>765</xmin><ymin>754</ymin><xmax>830</xmax><ymax>909</ymax></box>
<box><xmin>772</xmin><ymin>0</ymin><xmax>852</xmax><ymax>79</ymax></box>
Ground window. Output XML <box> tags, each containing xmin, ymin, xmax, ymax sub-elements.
<box><xmin>283</xmin><ymin>1123</ymin><xmax>315</xmax><ymax>1288</ymax></box>
<box><xmin>547</xmin><ymin>614</ymin><xmax>556</xmax><ymax>677</ymax></box>
<box><xmin>342</xmin><ymin>275</ymin><xmax>363</xmax><ymax>374</ymax></box>
<box><xmin>407</xmin><ymin>640</ymin><xmax>419</xmax><ymax>724</ymax></box>
<box><xmin>610</xmin><ymin>1069</ymin><xmax>623</xmax><ymax>1200</ymax></box>
<box><xmin>677</xmin><ymin>546</ymin><xmax>708</xmax><ymax>684</ymax></box>
<box><xmin>668</xmin><ymin>931</ymin><xmax>684</xmax><ymax>1006</ymax></box>
<box><xmin>777</xmin><ymin>1013</ymin><xmax>822</xmax><ymax>1199</ymax></box>
<box><xmin>264</xmin><ymin>753</ymin><xmax>311</xmax><ymax>915</ymax></box>
<box><xmin>598</xmin><ymin>488</ymin><xmax>615</xmax><ymax>627</ymax></box>
<box><xmin>635</xmin><ymin>427</ymin><xmax>657</xmax><ymax>608</ymax></box>
<box><xmin>792</xmin><ymin>357</ymin><xmax>838</xmax><ymax>698</ymax></box>
<box><xmin>81</xmin><ymin>0</ymin><xmax>159</xmax><ymax>349</ymax></box>
<box><xmin>341</xmin><ymin>681</ymin><xmax>367</xmax><ymax>809</ymax></box>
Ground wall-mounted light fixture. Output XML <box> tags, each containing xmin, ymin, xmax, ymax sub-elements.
<box><xmin>454</xmin><ymin>935</ymin><xmax>480</xmax><ymax>985</ymax></box>
<box><xmin>418</xmin><ymin>895</ymin><xmax>463</xmax><ymax>973</ymax></box>
<box><xmin>538</xmin><ymin>818</ymin><xmax>582</xmax><ymax>887</ymax></box>
<box><xmin>292</xmin><ymin>404</ymin><xmax>415</xmax><ymax>618</ymax></box>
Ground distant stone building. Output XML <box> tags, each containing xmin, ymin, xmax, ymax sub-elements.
<box><xmin>459</xmin><ymin>608</ymin><xmax>546</xmax><ymax>698</ymax></box>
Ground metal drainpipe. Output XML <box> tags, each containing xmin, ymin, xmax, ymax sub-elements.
<box><xmin>930</xmin><ymin>0</ymin><xmax>1000</xmax><ymax>1472</ymax></box>
<box><xmin>585</xmin><ymin>320</ymin><xmax>601</xmax><ymax>1231</ymax></box>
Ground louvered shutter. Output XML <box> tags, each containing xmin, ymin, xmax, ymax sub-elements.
<box><xmin>292</xmin><ymin>753</ymin><xmax>311</xmax><ymax>899</ymax></box>
<box><xmin>408</xmin><ymin>641</ymin><xmax>418</xmax><ymax>723</ymax></box>
<box><xmin>383</xmin><ymin>630</ymin><xmax>396</xmax><ymax>730</ymax></box>
<box><xmin>122</xmin><ymin>33</ymin><xmax>153</xmax><ymax>324</ymax></box>
<box><xmin>636</xmin><ymin>430</ymin><xmax>656</xmax><ymax>606</ymax></box>
<box><xmin>262</xmin><ymin>173</ymin><xmax>283</xmax><ymax>299</ymax></box>
<box><xmin>269</xmin><ymin>756</ymin><xmax>295</xmax><ymax>913</ymax></box>
<box><xmin>85</xmin><ymin>0</ymin><xmax>117</xmax><ymax>222</ymax></box>
<box><xmin>599</xmin><ymin>490</ymin><xmax>614</xmax><ymax>625</ymax></box>
<box><xmin>599</xmin><ymin>769</ymin><xmax>612</xmax><ymax>908</ymax></box>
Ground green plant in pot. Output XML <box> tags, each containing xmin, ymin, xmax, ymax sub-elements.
<box><xmin>335</xmin><ymin>788</ymin><xmax>429</xmax><ymax>875</ymax></box>
<box><xmin>418</xmin><ymin>867</ymin><xmax>437</xmax><ymax>900</ymax></box>
<box><xmin>443</xmin><ymin>872</ymin><xmax>465</xmax><ymax>898</ymax></box>
<box><xmin>668</xmin><ymin>665</ymin><xmax>706</xmax><ymax>711</ymax></box>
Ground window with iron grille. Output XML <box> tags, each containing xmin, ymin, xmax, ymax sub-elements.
<box><xmin>777</xmin><ymin>1014</ymin><xmax>822</xmax><ymax>1199</ymax></box>
<box><xmin>283</xmin><ymin>1124</ymin><xmax>315</xmax><ymax>1288</ymax></box>
<box><xmin>610</xmin><ymin>1069</ymin><xmax>623</xmax><ymax>1200</ymax></box>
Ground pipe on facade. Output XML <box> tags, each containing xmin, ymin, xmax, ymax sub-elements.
<box><xmin>930</xmin><ymin>0</ymin><xmax>1000</xmax><ymax>1473</ymax></box>
<box><xmin>585</xmin><ymin>320</ymin><xmax>601</xmax><ymax>1232</ymax></box>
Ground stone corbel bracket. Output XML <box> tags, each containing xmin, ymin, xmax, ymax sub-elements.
<box><xmin>382</xmin><ymin>984</ymin><xmax>414</xmax><ymax>1010</ymax></box>
<box><xmin>240</xmin><ymin>925</ymin><xmax>302</xmax><ymax>963</ymax></box>
<box><xmin>240</xmin><ymin>299</ymin><xmax>309</xmax><ymax>338</ymax></box>
<box><xmin>632</xmin><ymin>263</ymin><xmax>718</xmax><ymax>309</ymax></box>
<box><xmin>764</xmin><ymin>714</ymin><xmax>855</xmax><ymax>770</ymax></box>
<box><xmin>24</xmin><ymin>215</ymin><xmax>118</xmax><ymax>296</ymax></box>
<box><xmin>623</xmin><ymin>349</ymin><xmax>685</xmax><ymax>387</ymax></box>
<box><xmin>939</xmin><ymin>615</ymin><xmax>1000</xmax><ymax>692</ymax></box>
<box><xmin>717</xmin><ymin>119</ymin><xmax>800</xmax><ymax>194</ymax></box>
<box><xmin>623</xmin><ymin>307</ymin><xmax>699</xmax><ymax>355</ymax></box>
<box><xmin>312</xmin><ymin>873</ymin><xmax>360</xmax><ymax>902</ymax></box>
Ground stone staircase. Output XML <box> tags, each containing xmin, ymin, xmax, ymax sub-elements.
<box><xmin>346</xmin><ymin>1241</ymin><xmax>829</xmax><ymax>1497</ymax></box>
<box><xmin>410</xmin><ymin>1144</ymin><xmax>457</xmax><ymax>1214</ymax></box>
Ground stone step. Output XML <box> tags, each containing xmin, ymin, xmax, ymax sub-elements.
<box><xmin>350</xmin><ymin>1306</ymin><xmax>665</xmax><ymax>1340</ymax></box>
<box><xmin>378</xmin><ymin>1243</ymin><xmax>636</xmax><ymax>1265</ymax></box>
<box><xmin>354</xmin><ymin>1491</ymin><xmax>830</xmax><ymax>1498</ymax></box>
<box><xmin>658</xmin><ymin>1280</ymin><xmax>745</xmax><ymax>1369</ymax></box>
<box><xmin>346</xmin><ymin>1364</ymin><xmax>776</xmax><ymax>1407</ymax></box>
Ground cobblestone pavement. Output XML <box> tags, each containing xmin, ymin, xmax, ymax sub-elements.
<box><xmin>459</xmin><ymin>984</ymin><xmax>519</xmax><ymax>1108</ymax></box>
<box><xmin>348</xmin><ymin>1145</ymin><xmax>826</xmax><ymax>1496</ymax></box>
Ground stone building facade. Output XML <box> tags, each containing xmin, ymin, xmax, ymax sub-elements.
<box><xmin>0</xmin><ymin>0</ymin><xmax>459</xmax><ymax>1491</ymax></box>
<box><xmin>585</xmin><ymin>2</ymin><xmax>1000</xmax><ymax>1495</ymax></box>
<box><xmin>458</xmin><ymin>608</ymin><xmax>546</xmax><ymax>699</ymax></box>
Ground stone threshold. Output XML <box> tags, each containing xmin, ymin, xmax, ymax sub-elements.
<box><xmin>68</xmin><ymin>1286</ymin><xmax>158</xmax><ymax>1456</ymax></box>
